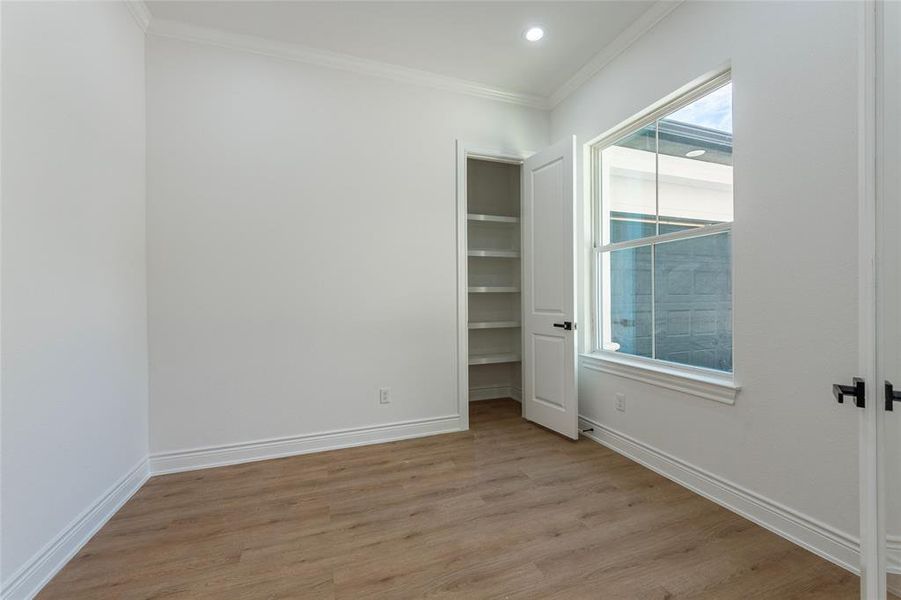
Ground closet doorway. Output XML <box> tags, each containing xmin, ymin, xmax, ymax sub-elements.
<box><xmin>456</xmin><ymin>146</ymin><xmax>525</xmax><ymax>431</ymax></box>
<box><xmin>456</xmin><ymin>140</ymin><xmax>579</xmax><ymax>439</ymax></box>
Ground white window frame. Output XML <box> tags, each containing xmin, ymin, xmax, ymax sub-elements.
<box><xmin>585</xmin><ymin>70</ymin><xmax>740</xmax><ymax>404</ymax></box>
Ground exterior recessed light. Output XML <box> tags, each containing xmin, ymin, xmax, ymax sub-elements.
<box><xmin>686</xmin><ymin>149</ymin><xmax>706</xmax><ymax>158</ymax></box>
<box><xmin>524</xmin><ymin>27</ymin><xmax>544</xmax><ymax>42</ymax></box>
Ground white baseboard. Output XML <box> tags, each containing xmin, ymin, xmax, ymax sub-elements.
<box><xmin>469</xmin><ymin>385</ymin><xmax>522</xmax><ymax>402</ymax></box>
<box><xmin>577</xmin><ymin>415</ymin><xmax>861</xmax><ymax>575</ymax></box>
<box><xmin>149</xmin><ymin>414</ymin><xmax>462</xmax><ymax>475</ymax></box>
<box><xmin>2</xmin><ymin>459</ymin><xmax>150</xmax><ymax>600</ymax></box>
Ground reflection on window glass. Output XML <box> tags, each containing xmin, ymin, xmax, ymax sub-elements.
<box><xmin>608</xmin><ymin>246</ymin><xmax>652</xmax><ymax>359</ymax></box>
<box><xmin>658</xmin><ymin>83</ymin><xmax>733</xmax><ymax>226</ymax></box>
<box><xmin>601</xmin><ymin>124</ymin><xmax>656</xmax><ymax>244</ymax></box>
<box><xmin>654</xmin><ymin>232</ymin><xmax>732</xmax><ymax>372</ymax></box>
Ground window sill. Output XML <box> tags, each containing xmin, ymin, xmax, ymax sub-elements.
<box><xmin>579</xmin><ymin>352</ymin><xmax>740</xmax><ymax>405</ymax></box>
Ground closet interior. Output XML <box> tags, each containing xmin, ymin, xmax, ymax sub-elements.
<box><xmin>466</xmin><ymin>157</ymin><xmax>523</xmax><ymax>402</ymax></box>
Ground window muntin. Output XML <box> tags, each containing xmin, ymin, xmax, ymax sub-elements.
<box><xmin>594</xmin><ymin>76</ymin><xmax>733</xmax><ymax>373</ymax></box>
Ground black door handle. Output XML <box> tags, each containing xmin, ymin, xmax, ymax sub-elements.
<box><xmin>553</xmin><ymin>321</ymin><xmax>573</xmax><ymax>331</ymax></box>
<box><xmin>833</xmin><ymin>377</ymin><xmax>865</xmax><ymax>408</ymax></box>
<box><xmin>885</xmin><ymin>381</ymin><xmax>901</xmax><ymax>411</ymax></box>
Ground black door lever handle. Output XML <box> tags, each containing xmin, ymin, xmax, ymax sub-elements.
<box><xmin>553</xmin><ymin>321</ymin><xmax>573</xmax><ymax>331</ymax></box>
<box><xmin>833</xmin><ymin>377</ymin><xmax>865</xmax><ymax>408</ymax></box>
<box><xmin>885</xmin><ymin>381</ymin><xmax>901</xmax><ymax>411</ymax></box>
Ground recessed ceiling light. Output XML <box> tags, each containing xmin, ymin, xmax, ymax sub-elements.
<box><xmin>686</xmin><ymin>149</ymin><xmax>706</xmax><ymax>158</ymax></box>
<box><xmin>524</xmin><ymin>27</ymin><xmax>544</xmax><ymax>42</ymax></box>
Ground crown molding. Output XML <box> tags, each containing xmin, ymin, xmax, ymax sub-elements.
<box><xmin>548</xmin><ymin>0</ymin><xmax>683</xmax><ymax>108</ymax></box>
<box><xmin>123</xmin><ymin>0</ymin><xmax>151</xmax><ymax>33</ymax></box>
<box><xmin>142</xmin><ymin>1</ymin><xmax>680</xmax><ymax>112</ymax></box>
<box><xmin>147</xmin><ymin>18</ymin><xmax>549</xmax><ymax>110</ymax></box>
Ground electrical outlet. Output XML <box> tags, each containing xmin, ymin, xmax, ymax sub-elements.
<box><xmin>379</xmin><ymin>387</ymin><xmax>391</xmax><ymax>405</ymax></box>
<box><xmin>615</xmin><ymin>392</ymin><xmax>626</xmax><ymax>412</ymax></box>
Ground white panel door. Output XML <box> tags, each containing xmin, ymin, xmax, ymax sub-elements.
<box><xmin>522</xmin><ymin>136</ymin><xmax>578</xmax><ymax>439</ymax></box>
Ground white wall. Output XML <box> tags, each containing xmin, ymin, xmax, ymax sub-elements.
<box><xmin>146</xmin><ymin>35</ymin><xmax>548</xmax><ymax>454</ymax></box>
<box><xmin>553</xmin><ymin>0</ymin><xmax>861</xmax><ymax>548</ymax></box>
<box><xmin>1</xmin><ymin>0</ymin><xmax>148</xmax><ymax>589</ymax></box>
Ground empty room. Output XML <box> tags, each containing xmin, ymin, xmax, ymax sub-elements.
<box><xmin>2</xmin><ymin>0</ymin><xmax>901</xmax><ymax>598</ymax></box>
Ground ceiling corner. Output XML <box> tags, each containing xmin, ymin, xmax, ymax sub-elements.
<box><xmin>124</xmin><ymin>0</ymin><xmax>152</xmax><ymax>33</ymax></box>
<box><xmin>547</xmin><ymin>0</ymin><xmax>684</xmax><ymax>109</ymax></box>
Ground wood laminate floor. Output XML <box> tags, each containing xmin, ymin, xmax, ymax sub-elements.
<box><xmin>39</xmin><ymin>399</ymin><xmax>860</xmax><ymax>599</ymax></box>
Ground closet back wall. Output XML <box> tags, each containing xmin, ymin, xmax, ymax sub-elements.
<box><xmin>146</xmin><ymin>35</ymin><xmax>548</xmax><ymax>456</ymax></box>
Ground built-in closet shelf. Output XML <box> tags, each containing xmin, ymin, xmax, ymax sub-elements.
<box><xmin>467</xmin><ymin>213</ymin><xmax>520</xmax><ymax>224</ymax></box>
<box><xmin>468</xmin><ymin>249</ymin><xmax>520</xmax><ymax>258</ymax></box>
<box><xmin>465</xmin><ymin>158</ymin><xmax>523</xmax><ymax>398</ymax></box>
<box><xmin>468</xmin><ymin>321</ymin><xmax>521</xmax><ymax>330</ymax></box>
<box><xmin>468</xmin><ymin>352</ymin><xmax>521</xmax><ymax>366</ymax></box>
<box><xmin>468</xmin><ymin>286</ymin><xmax>520</xmax><ymax>293</ymax></box>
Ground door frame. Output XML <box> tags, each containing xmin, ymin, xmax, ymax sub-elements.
<box><xmin>872</xmin><ymin>0</ymin><xmax>901</xmax><ymax>595</ymax></box>
<box><xmin>877</xmin><ymin>0</ymin><xmax>901</xmax><ymax>592</ymax></box>
<box><xmin>455</xmin><ymin>141</ymin><xmax>533</xmax><ymax>430</ymax></box>
<box><xmin>859</xmin><ymin>0</ymin><xmax>887</xmax><ymax>597</ymax></box>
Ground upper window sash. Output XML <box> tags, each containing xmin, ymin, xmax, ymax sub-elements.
<box><xmin>591</xmin><ymin>70</ymin><xmax>734</xmax><ymax>250</ymax></box>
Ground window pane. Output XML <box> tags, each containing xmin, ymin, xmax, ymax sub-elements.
<box><xmin>654</xmin><ymin>232</ymin><xmax>732</xmax><ymax>372</ymax></box>
<box><xmin>657</xmin><ymin>83</ymin><xmax>733</xmax><ymax>229</ymax></box>
<box><xmin>601</xmin><ymin>124</ymin><xmax>656</xmax><ymax>244</ymax></box>
<box><xmin>607</xmin><ymin>246</ymin><xmax>653</xmax><ymax>358</ymax></box>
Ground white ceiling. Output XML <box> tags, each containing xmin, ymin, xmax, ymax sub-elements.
<box><xmin>145</xmin><ymin>1</ymin><xmax>661</xmax><ymax>100</ymax></box>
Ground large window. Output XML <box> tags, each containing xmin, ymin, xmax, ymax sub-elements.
<box><xmin>593</xmin><ymin>74</ymin><xmax>733</xmax><ymax>373</ymax></box>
